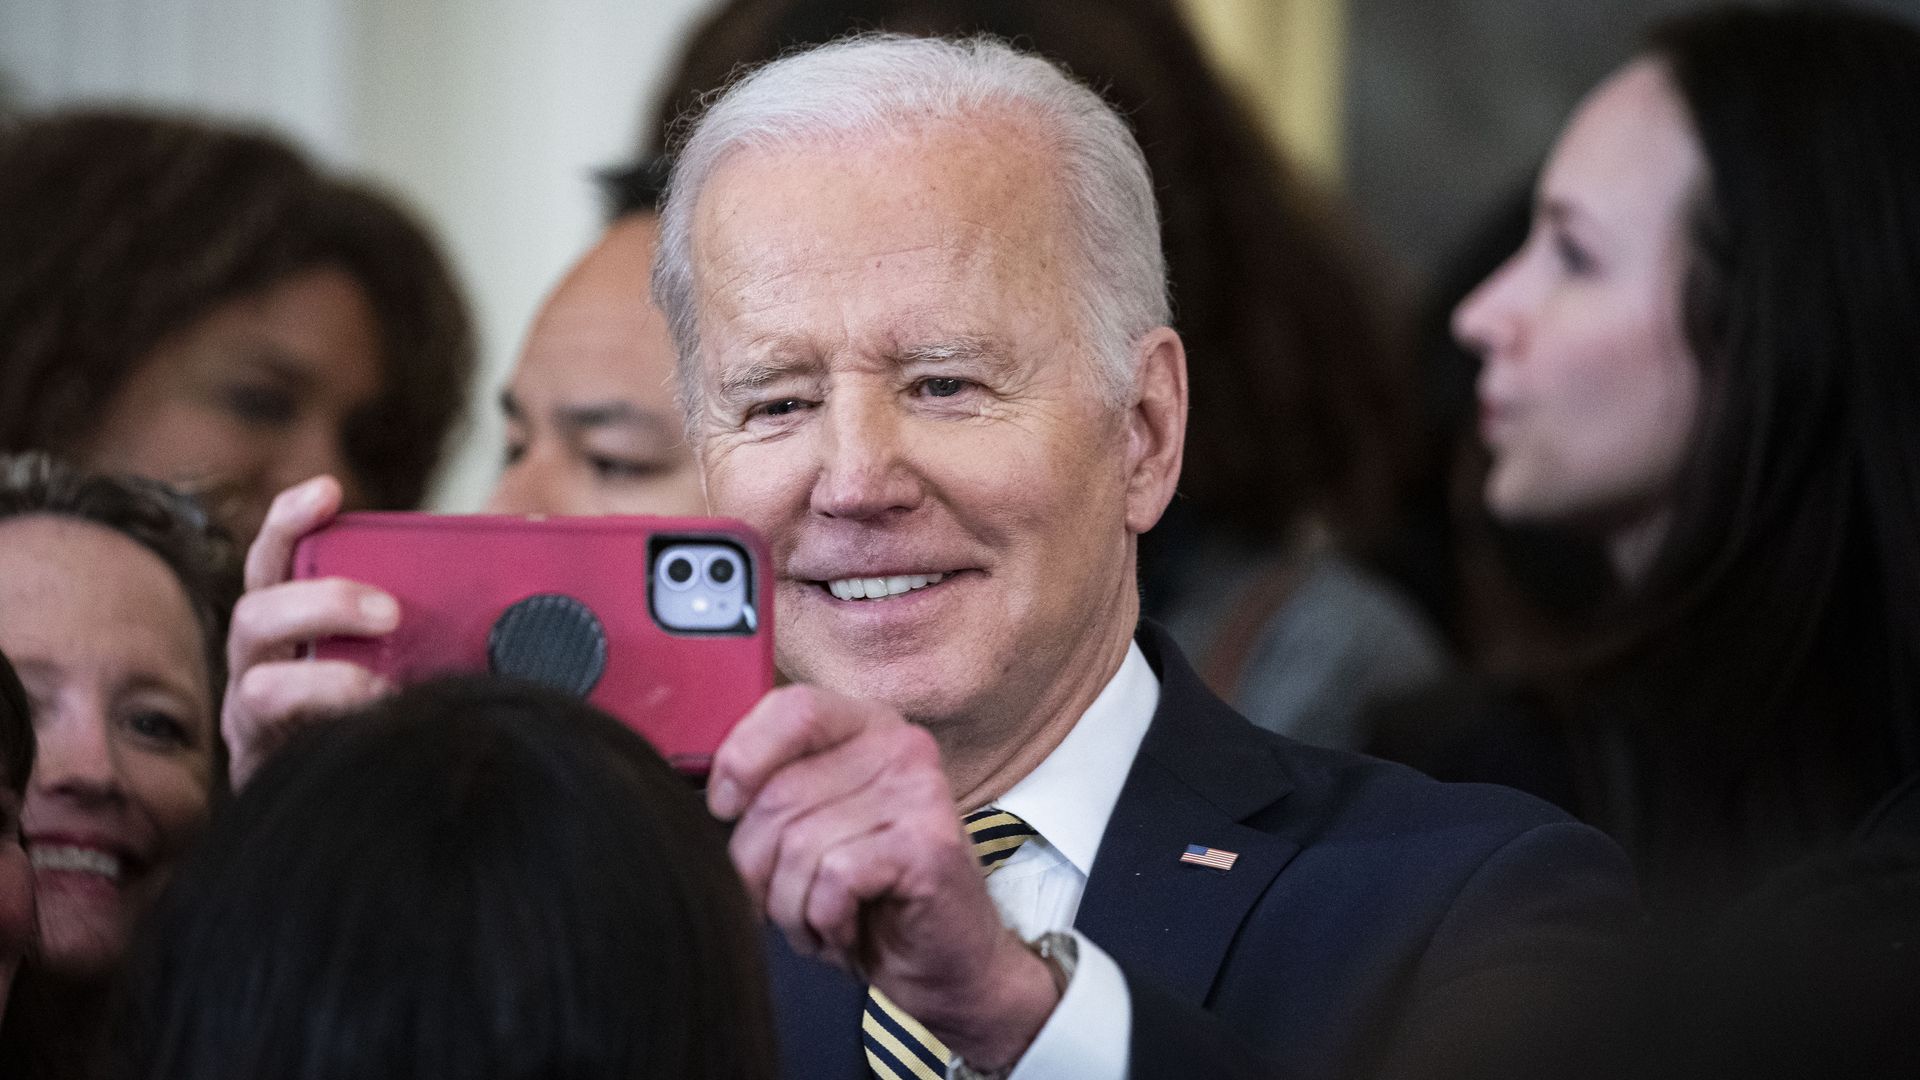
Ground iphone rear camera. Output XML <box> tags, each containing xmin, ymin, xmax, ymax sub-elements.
<box><xmin>652</xmin><ymin>542</ymin><xmax>753</xmax><ymax>633</ymax></box>
<box><xmin>664</xmin><ymin>554</ymin><xmax>697</xmax><ymax>588</ymax></box>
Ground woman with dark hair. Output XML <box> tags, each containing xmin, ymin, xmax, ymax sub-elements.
<box><xmin>646</xmin><ymin>0</ymin><xmax>1447</xmax><ymax>749</ymax></box>
<box><xmin>0</xmin><ymin>109</ymin><xmax>474</xmax><ymax>542</ymax></box>
<box><xmin>112</xmin><ymin>676</ymin><xmax>775</xmax><ymax>1080</ymax></box>
<box><xmin>0</xmin><ymin>453</ymin><xmax>238</xmax><ymax>1077</ymax></box>
<box><xmin>1447</xmin><ymin>3</ymin><xmax>1920</xmax><ymax>911</ymax></box>
<box><xmin>0</xmin><ymin>649</ymin><xmax>35</xmax><ymax>1022</ymax></box>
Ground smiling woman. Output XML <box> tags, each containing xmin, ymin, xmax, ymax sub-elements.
<box><xmin>0</xmin><ymin>454</ymin><xmax>238</xmax><ymax>1080</ymax></box>
<box><xmin>0</xmin><ymin>110</ymin><xmax>474</xmax><ymax>543</ymax></box>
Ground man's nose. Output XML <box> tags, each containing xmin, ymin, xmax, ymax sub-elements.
<box><xmin>809</xmin><ymin>391</ymin><xmax>922</xmax><ymax>520</ymax></box>
<box><xmin>484</xmin><ymin>451</ymin><xmax>561</xmax><ymax>516</ymax></box>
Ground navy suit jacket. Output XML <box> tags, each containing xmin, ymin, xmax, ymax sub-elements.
<box><xmin>765</xmin><ymin>624</ymin><xmax>1639</xmax><ymax>1079</ymax></box>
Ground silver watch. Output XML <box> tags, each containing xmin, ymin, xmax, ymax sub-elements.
<box><xmin>948</xmin><ymin>931</ymin><xmax>1080</xmax><ymax>1080</ymax></box>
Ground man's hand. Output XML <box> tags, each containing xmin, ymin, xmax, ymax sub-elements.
<box><xmin>222</xmin><ymin>476</ymin><xmax>396</xmax><ymax>788</ymax></box>
<box><xmin>710</xmin><ymin>685</ymin><xmax>1062</xmax><ymax>1070</ymax></box>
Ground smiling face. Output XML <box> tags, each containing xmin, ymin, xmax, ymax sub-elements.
<box><xmin>1454</xmin><ymin>60</ymin><xmax>1705</xmax><ymax>536</ymax></box>
<box><xmin>0</xmin><ymin>516</ymin><xmax>217</xmax><ymax>981</ymax></box>
<box><xmin>80</xmin><ymin>266</ymin><xmax>386</xmax><ymax>543</ymax></box>
<box><xmin>487</xmin><ymin>214</ymin><xmax>706</xmax><ymax>518</ymax></box>
<box><xmin>687</xmin><ymin>116</ymin><xmax>1164</xmax><ymax>742</ymax></box>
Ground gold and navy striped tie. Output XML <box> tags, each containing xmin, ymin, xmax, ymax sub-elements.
<box><xmin>862</xmin><ymin>807</ymin><xmax>1037</xmax><ymax>1080</ymax></box>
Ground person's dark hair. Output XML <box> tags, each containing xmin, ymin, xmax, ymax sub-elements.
<box><xmin>0</xmin><ymin>108</ymin><xmax>474</xmax><ymax>510</ymax></box>
<box><xmin>1552</xmin><ymin>4</ymin><xmax>1920</xmax><ymax>905</ymax></box>
<box><xmin>597</xmin><ymin>154</ymin><xmax>672</xmax><ymax>220</ymax></box>
<box><xmin>111</xmin><ymin>677</ymin><xmax>776</xmax><ymax>1080</ymax></box>
<box><xmin>0</xmin><ymin>647</ymin><xmax>33</xmax><ymax>795</ymax></box>
<box><xmin>649</xmin><ymin>0</ymin><xmax>1410</xmax><ymax>566</ymax></box>
<box><xmin>0</xmin><ymin>452</ymin><xmax>239</xmax><ymax>704</ymax></box>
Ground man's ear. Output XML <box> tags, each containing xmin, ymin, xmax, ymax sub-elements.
<box><xmin>1123</xmin><ymin>327</ymin><xmax>1187</xmax><ymax>536</ymax></box>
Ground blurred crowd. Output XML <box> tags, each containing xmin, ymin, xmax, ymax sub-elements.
<box><xmin>1</xmin><ymin>1</ymin><xmax>1917</xmax><ymax>1078</ymax></box>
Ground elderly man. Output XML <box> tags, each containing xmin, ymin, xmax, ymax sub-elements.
<box><xmin>224</xmin><ymin>35</ymin><xmax>1634</xmax><ymax>1080</ymax></box>
<box><xmin>653</xmin><ymin>34</ymin><xmax>1634</xmax><ymax>1080</ymax></box>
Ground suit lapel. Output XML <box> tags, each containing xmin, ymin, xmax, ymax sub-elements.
<box><xmin>1075</xmin><ymin>623</ymin><xmax>1301</xmax><ymax>1005</ymax></box>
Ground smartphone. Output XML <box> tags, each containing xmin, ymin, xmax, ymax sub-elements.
<box><xmin>292</xmin><ymin>513</ymin><xmax>774</xmax><ymax>775</ymax></box>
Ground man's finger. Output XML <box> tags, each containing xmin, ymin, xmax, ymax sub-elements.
<box><xmin>757</xmin><ymin>797</ymin><xmax>892</xmax><ymax>935</ymax></box>
<box><xmin>244</xmin><ymin>475</ymin><xmax>342</xmax><ymax>591</ymax></box>
<box><xmin>727</xmin><ymin>743</ymin><xmax>891</xmax><ymax>908</ymax></box>
<box><xmin>802</xmin><ymin>826</ymin><xmax>916</xmax><ymax>964</ymax></box>
<box><xmin>708</xmin><ymin>684</ymin><xmax>887</xmax><ymax>820</ymax></box>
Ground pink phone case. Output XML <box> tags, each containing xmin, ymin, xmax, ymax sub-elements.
<box><xmin>293</xmin><ymin>513</ymin><xmax>775</xmax><ymax>775</ymax></box>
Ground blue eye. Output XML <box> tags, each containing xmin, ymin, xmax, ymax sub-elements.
<box><xmin>920</xmin><ymin>378</ymin><xmax>967</xmax><ymax>398</ymax></box>
<box><xmin>758</xmin><ymin>399</ymin><xmax>812</xmax><ymax>417</ymax></box>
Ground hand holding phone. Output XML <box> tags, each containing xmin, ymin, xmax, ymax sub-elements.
<box><xmin>292</xmin><ymin>513</ymin><xmax>774</xmax><ymax>775</ymax></box>
<box><xmin>223</xmin><ymin>477</ymin><xmax>397</xmax><ymax>788</ymax></box>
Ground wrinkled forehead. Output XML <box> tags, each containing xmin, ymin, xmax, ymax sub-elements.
<box><xmin>685</xmin><ymin>117</ymin><xmax>1085</xmax><ymax>356</ymax></box>
<box><xmin>693</xmin><ymin>115</ymin><xmax>1073</xmax><ymax>273</ymax></box>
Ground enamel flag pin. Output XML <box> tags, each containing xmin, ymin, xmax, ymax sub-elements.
<box><xmin>1179</xmin><ymin>844</ymin><xmax>1239</xmax><ymax>871</ymax></box>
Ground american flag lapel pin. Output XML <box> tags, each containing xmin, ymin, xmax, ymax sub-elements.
<box><xmin>1179</xmin><ymin>844</ymin><xmax>1239</xmax><ymax>871</ymax></box>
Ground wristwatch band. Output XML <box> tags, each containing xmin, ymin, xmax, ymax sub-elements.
<box><xmin>948</xmin><ymin>930</ymin><xmax>1080</xmax><ymax>1080</ymax></box>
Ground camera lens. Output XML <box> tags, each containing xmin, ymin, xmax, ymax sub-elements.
<box><xmin>709</xmin><ymin>556</ymin><xmax>737</xmax><ymax>585</ymax></box>
<box><xmin>665</xmin><ymin>556</ymin><xmax>695</xmax><ymax>584</ymax></box>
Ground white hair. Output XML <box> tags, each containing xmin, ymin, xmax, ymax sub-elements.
<box><xmin>651</xmin><ymin>33</ymin><xmax>1169</xmax><ymax>426</ymax></box>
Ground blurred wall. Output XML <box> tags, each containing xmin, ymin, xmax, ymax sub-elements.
<box><xmin>0</xmin><ymin>0</ymin><xmax>711</xmax><ymax>510</ymax></box>
<box><xmin>1183</xmin><ymin>0</ymin><xmax>1346</xmax><ymax>183</ymax></box>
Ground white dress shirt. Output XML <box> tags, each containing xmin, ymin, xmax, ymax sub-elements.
<box><xmin>966</xmin><ymin>641</ymin><xmax>1159</xmax><ymax>1080</ymax></box>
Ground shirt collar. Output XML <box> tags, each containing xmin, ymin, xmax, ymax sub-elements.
<box><xmin>989</xmin><ymin>640</ymin><xmax>1160</xmax><ymax>877</ymax></box>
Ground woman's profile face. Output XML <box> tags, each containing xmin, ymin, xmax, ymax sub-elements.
<box><xmin>0</xmin><ymin>515</ymin><xmax>217</xmax><ymax>981</ymax></box>
<box><xmin>80</xmin><ymin>266</ymin><xmax>385</xmax><ymax>544</ymax></box>
<box><xmin>1454</xmin><ymin>60</ymin><xmax>1705</xmax><ymax>538</ymax></box>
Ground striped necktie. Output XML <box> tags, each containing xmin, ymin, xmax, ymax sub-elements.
<box><xmin>862</xmin><ymin>807</ymin><xmax>1037</xmax><ymax>1080</ymax></box>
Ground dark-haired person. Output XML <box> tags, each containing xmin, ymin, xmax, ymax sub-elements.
<box><xmin>0</xmin><ymin>109</ymin><xmax>474</xmax><ymax>543</ymax></box>
<box><xmin>487</xmin><ymin>157</ymin><xmax>706</xmax><ymax>517</ymax></box>
<box><xmin>0</xmin><ymin>649</ymin><xmax>35</xmax><ymax>1021</ymax></box>
<box><xmin>1445</xmin><ymin>3</ymin><xmax>1920</xmax><ymax>913</ymax></box>
<box><xmin>112</xmin><ymin>676</ymin><xmax>775</xmax><ymax>1080</ymax></box>
<box><xmin>645</xmin><ymin>0</ymin><xmax>1448</xmax><ymax>751</ymax></box>
<box><xmin>0</xmin><ymin>454</ymin><xmax>237</xmax><ymax>1078</ymax></box>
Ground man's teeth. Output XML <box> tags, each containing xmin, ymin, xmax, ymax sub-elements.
<box><xmin>828</xmin><ymin>573</ymin><xmax>947</xmax><ymax>601</ymax></box>
<box><xmin>31</xmin><ymin>845</ymin><xmax>124</xmax><ymax>882</ymax></box>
